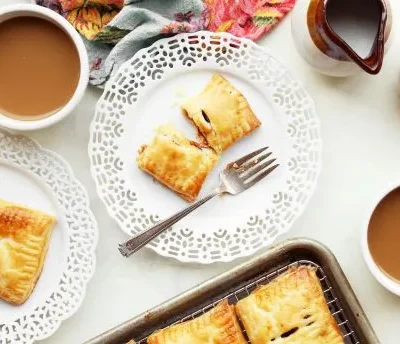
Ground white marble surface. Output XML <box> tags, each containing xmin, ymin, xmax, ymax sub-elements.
<box><xmin>2</xmin><ymin>0</ymin><xmax>400</xmax><ymax>343</ymax></box>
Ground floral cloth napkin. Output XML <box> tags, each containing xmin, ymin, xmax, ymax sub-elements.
<box><xmin>37</xmin><ymin>0</ymin><xmax>296</xmax><ymax>87</ymax></box>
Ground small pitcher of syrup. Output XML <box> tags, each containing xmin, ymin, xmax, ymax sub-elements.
<box><xmin>292</xmin><ymin>0</ymin><xmax>392</xmax><ymax>77</ymax></box>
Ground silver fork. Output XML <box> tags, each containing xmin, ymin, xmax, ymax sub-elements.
<box><xmin>118</xmin><ymin>147</ymin><xmax>279</xmax><ymax>257</ymax></box>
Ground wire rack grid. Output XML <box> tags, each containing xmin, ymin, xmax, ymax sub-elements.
<box><xmin>136</xmin><ymin>260</ymin><xmax>360</xmax><ymax>344</ymax></box>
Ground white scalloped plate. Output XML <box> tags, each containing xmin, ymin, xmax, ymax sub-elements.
<box><xmin>89</xmin><ymin>31</ymin><xmax>322</xmax><ymax>264</ymax></box>
<box><xmin>0</xmin><ymin>129</ymin><xmax>98</xmax><ymax>344</ymax></box>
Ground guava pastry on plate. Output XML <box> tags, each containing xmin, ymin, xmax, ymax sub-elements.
<box><xmin>0</xmin><ymin>129</ymin><xmax>97</xmax><ymax>344</ymax></box>
<box><xmin>0</xmin><ymin>199</ymin><xmax>56</xmax><ymax>305</ymax></box>
<box><xmin>181</xmin><ymin>74</ymin><xmax>261</xmax><ymax>153</ymax></box>
<box><xmin>137</xmin><ymin>124</ymin><xmax>219</xmax><ymax>202</ymax></box>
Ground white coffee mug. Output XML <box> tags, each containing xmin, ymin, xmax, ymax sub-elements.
<box><xmin>361</xmin><ymin>181</ymin><xmax>400</xmax><ymax>296</ymax></box>
<box><xmin>0</xmin><ymin>4</ymin><xmax>89</xmax><ymax>131</ymax></box>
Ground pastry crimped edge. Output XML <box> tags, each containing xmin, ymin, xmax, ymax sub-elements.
<box><xmin>235</xmin><ymin>265</ymin><xmax>344</xmax><ymax>344</ymax></box>
<box><xmin>0</xmin><ymin>199</ymin><xmax>56</xmax><ymax>305</ymax></box>
<box><xmin>147</xmin><ymin>299</ymin><xmax>247</xmax><ymax>344</ymax></box>
<box><xmin>181</xmin><ymin>73</ymin><xmax>261</xmax><ymax>152</ymax></box>
<box><xmin>137</xmin><ymin>124</ymin><xmax>219</xmax><ymax>202</ymax></box>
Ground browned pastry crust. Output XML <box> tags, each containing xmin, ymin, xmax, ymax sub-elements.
<box><xmin>147</xmin><ymin>300</ymin><xmax>247</xmax><ymax>344</ymax></box>
<box><xmin>181</xmin><ymin>74</ymin><xmax>261</xmax><ymax>152</ymax></box>
<box><xmin>137</xmin><ymin>124</ymin><xmax>219</xmax><ymax>202</ymax></box>
<box><xmin>0</xmin><ymin>199</ymin><xmax>56</xmax><ymax>305</ymax></box>
<box><xmin>235</xmin><ymin>265</ymin><xmax>344</xmax><ymax>344</ymax></box>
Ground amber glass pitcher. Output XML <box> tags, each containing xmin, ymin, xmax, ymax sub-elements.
<box><xmin>292</xmin><ymin>0</ymin><xmax>392</xmax><ymax>76</ymax></box>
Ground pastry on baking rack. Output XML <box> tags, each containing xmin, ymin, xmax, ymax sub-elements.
<box><xmin>147</xmin><ymin>300</ymin><xmax>247</xmax><ymax>344</ymax></box>
<box><xmin>235</xmin><ymin>265</ymin><xmax>344</xmax><ymax>344</ymax></box>
<box><xmin>181</xmin><ymin>74</ymin><xmax>261</xmax><ymax>152</ymax></box>
<box><xmin>0</xmin><ymin>199</ymin><xmax>56</xmax><ymax>305</ymax></box>
<box><xmin>137</xmin><ymin>124</ymin><xmax>219</xmax><ymax>202</ymax></box>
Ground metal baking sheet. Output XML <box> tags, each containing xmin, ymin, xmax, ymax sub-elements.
<box><xmin>86</xmin><ymin>238</ymin><xmax>379</xmax><ymax>344</ymax></box>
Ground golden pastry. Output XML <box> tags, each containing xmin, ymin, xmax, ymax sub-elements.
<box><xmin>147</xmin><ymin>300</ymin><xmax>247</xmax><ymax>344</ymax></box>
<box><xmin>0</xmin><ymin>199</ymin><xmax>56</xmax><ymax>305</ymax></box>
<box><xmin>235</xmin><ymin>266</ymin><xmax>344</xmax><ymax>344</ymax></box>
<box><xmin>181</xmin><ymin>74</ymin><xmax>261</xmax><ymax>152</ymax></box>
<box><xmin>137</xmin><ymin>124</ymin><xmax>219</xmax><ymax>202</ymax></box>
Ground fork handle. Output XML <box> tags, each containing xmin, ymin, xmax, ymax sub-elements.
<box><xmin>119</xmin><ymin>190</ymin><xmax>220</xmax><ymax>257</ymax></box>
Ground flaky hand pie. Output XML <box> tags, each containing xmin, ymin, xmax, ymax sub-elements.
<box><xmin>181</xmin><ymin>74</ymin><xmax>261</xmax><ymax>152</ymax></box>
<box><xmin>0</xmin><ymin>199</ymin><xmax>56</xmax><ymax>305</ymax></box>
<box><xmin>137</xmin><ymin>124</ymin><xmax>219</xmax><ymax>202</ymax></box>
<box><xmin>235</xmin><ymin>266</ymin><xmax>344</xmax><ymax>344</ymax></box>
<box><xmin>147</xmin><ymin>300</ymin><xmax>247</xmax><ymax>344</ymax></box>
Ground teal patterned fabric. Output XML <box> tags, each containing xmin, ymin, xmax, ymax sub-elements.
<box><xmin>36</xmin><ymin>0</ymin><xmax>296</xmax><ymax>87</ymax></box>
<box><xmin>37</xmin><ymin>0</ymin><xmax>205</xmax><ymax>86</ymax></box>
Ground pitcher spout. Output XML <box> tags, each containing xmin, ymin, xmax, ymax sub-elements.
<box><xmin>306</xmin><ymin>0</ymin><xmax>390</xmax><ymax>75</ymax></box>
<box><xmin>323</xmin><ymin>0</ymin><xmax>388</xmax><ymax>75</ymax></box>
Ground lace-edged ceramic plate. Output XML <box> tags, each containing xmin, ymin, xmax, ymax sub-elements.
<box><xmin>89</xmin><ymin>31</ymin><xmax>322</xmax><ymax>264</ymax></box>
<box><xmin>0</xmin><ymin>129</ymin><xmax>98</xmax><ymax>344</ymax></box>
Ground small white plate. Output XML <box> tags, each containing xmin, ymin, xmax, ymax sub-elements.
<box><xmin>89</xmin><ymin>31</ymin><xmax>322</xmax><ymax>264</ymax></box>
<box><xmin>0</xmin><ymin>130</ymin><xmax>98</xmax><ymax>344</ymax></box>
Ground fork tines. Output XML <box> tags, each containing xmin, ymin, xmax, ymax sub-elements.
<box><xmin>235</xmin><ymin>147</ymin><xmax>279</xmax><ymax>188</ymax></box>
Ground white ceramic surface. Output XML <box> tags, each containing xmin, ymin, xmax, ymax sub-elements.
<box><xmin>2</xmin><ymin>0</ymin><xmax>400</xmax><ymax>343</ymax></box>
<box><xmin>361</xmin><ymin>181</ymin><xmax>400</xmax><ymax>296</ymax></box>
<box><xmin>0</xmin><ymin>4</ymin><xmax>89</xmax><ymax>131</ymax></box>
<box><xmin>89</xmin><ymin>32</ymin><xmax>322</xmax><ymax>263</ymax></box>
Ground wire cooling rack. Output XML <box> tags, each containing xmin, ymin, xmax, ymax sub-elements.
<box><xmin>136</xmin><ymin>260</ymin><xmax>360</xmax><ymax>344</ymax></box>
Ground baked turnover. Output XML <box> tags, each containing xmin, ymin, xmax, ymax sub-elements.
<box><xmin>0</xmin><ymin>199</ymin><xmax>56</xmax><ymax>305</ymax></box>
<box><xmin>147</xmin><ymin>300</ymin><xmax>247</xmax><ymax>344</ymax></box>
<box><xmin>137</xmin><ymin>124</ymin><xmax>219</xmax><ymax>202</ymax></box>
<box><xmin>235</xmin><ymin>266</ymin><xmax>344</xmax><ymax>344</ymax></box>
<box><xmin>181</xmin><ymin>74</ymin><xmax>261</xmax><ymax>152</ymax></box>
